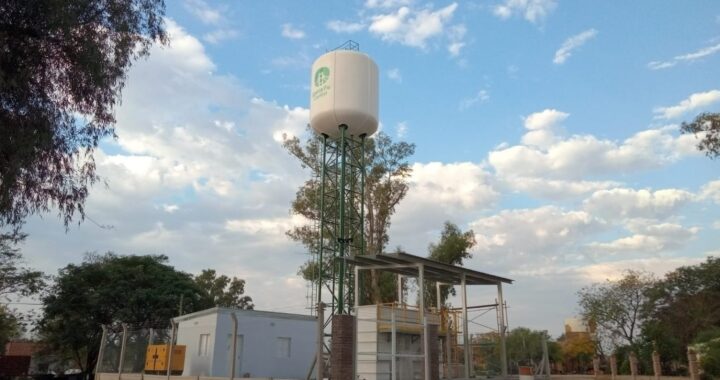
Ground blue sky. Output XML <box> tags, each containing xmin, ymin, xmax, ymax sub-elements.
<box><xmin>21</xmin><ymin>0</ymin><xmax>720</xmax><ymax>336</ymax></box>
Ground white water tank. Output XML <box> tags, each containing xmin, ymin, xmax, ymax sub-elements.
<box><xmin>309</xmin><ymin>50</ymin><xmax>379</xmax><ymax>138</ymax></box>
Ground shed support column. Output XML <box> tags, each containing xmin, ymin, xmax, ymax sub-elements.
<box><xmin>498</xmin><ymin>282</ymin><xmax>508</xmax><ymax>378</ymax></box>
<box><xmin>418</xmin><ymin>264</ymin><xmax>425</xmax><ymax>321</ymax></box>
<box><xmin>436</xmin><ymin>282</ymin><xmax>442</xmax><ymax>309</ymax></box>
<box><xmin>230</xmin><ymin>314</ymin><xmax>238</xmax><ymax>380</ymax></box>
<box><xmin>118</xmin><ymin>323</ymin><xmax>128</xmax><ymax>375</ymax></box>
<box><xmin>95</xmin><ymin>325</ymin><xmax>108</xmax><ymax>375</ymax></box>
<box><xmin>424</xmin><ymin>316</ymin><xmax>430</xmax><ymax>380</ymax></box>
<box><xmin>397</xmin><ymin>274</ymin><xmax>403</xmax><ymax>305</ymax></box>
<box><xmin>461</xmin><ymin>274</ymin><xmax>470</xmax><ymax>379</ymax></box>
<box><xmin>354</xmin><ymin>266</ymin><xmax>360</xmax><ymax>310</ymax></box>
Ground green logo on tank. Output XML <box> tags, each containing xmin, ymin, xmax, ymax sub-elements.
<box><xmin>314</xmin><ymin>67</ymin><xmax>330</xmax><ymax>87</ymax></box>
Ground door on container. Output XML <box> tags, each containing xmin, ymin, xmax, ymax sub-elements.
<box><xmin>226</xmin><ymin>334</ymin><xmax>243</xmax><ymax>377</ymax></box>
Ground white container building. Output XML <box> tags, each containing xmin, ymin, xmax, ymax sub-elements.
<box><xmin>173</xmin><ymin>307</ymin><xmax>316</xmax><ymax>379</ymax></box>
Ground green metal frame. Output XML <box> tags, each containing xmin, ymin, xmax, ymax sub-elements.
<box><xmin>315</xmin><ymin>125</ymin><xmax>367</xmax><ymax>316</ymax></box>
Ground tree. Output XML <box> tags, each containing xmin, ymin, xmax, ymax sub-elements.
<box><xmin>0</xmin><ymin>305</ymin><xmax>23</xmax><ymax>349</ymax></box>
<box><xmin>283</xmin><ymin>128</ymin><xmax>415</xmax><ymax>303</ymax></box>
<box><xmin>642</xmin><ymin>256</ymin><xmax>720</xmax><ymax>364</ymax></box>
<box><xmin>504</xmin><ymin>327</ymin><xmax>553</xmax><ymax>367</ymax></box>
<box><xmin>680</xmin><ymin>112</ymin><xmax>720</xmax><ymax>159</ymax></box>
<box><xmin>0</xmin><ymin>233</ymin><xmax>45</xmax><ymax>298</ymax></box>
<box><xmin>0</xmin><ymin>233</ymin><xmax>45</xmax><ymax>346</ymax></box>
<box><xmin>577</xmin><ymin>270</ymin><xmax>655</xmax><ymax>351</ymax></box>
<box><xmin>39</xmin><ymin>253</ymin><xmax>207</xmax><ymax>374</ymax></box>
<box><xmin>425</xmin><ymin>221</ymin><xmax>476</xmax><ymax>307</ymax></box>
<box><xmin>194</xmin><ymin>269</ymin><xmax>253</xmax><ymax>309</ymax></box>
<box><xmin>0</xmin><ymin>0</ymin><xmax>167</xmax><ymax>229</ymax></box>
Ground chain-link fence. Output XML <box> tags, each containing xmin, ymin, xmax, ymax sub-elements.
<box><xmin>96</xmin><ymin>324</ymin><xmax>173</xmax><ymax>374</ymax></box>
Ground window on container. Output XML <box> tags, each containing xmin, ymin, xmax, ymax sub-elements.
<box><xmin>199</xmin><ymin>334</ymin><xmax>210</xmax><ymax>356</ymax></box>
<box><xmin>276</xmin><ymin>337</ymin><xmax>291</xmax><ymax>358</ymax></box>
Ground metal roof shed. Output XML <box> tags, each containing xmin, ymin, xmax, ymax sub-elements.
<box><xmin>345</xmin><ymin>252</ymin><xmax>513</xmax><ymax>379</ymax></box>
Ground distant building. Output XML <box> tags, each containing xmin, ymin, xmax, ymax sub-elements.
<box><xmin>1</xmin><ymin>341</ymin><xmax>41</xmax><ymax>376</ymax></box>
<box><xmin>173</xmin><ymin>307</ymin><xmax>316</xmax><ymax>379</ymax></box>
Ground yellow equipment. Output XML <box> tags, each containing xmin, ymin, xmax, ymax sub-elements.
<box><xmin>144</xmin><ymin>344</ymin><xmax>186</xmax><ymax>375</ymax></box>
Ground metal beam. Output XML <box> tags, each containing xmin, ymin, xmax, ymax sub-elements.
<box><xmin>498</xmin><ymin>283</ymin><xmax>508</xmax><ymax>378</ymax></box>
<box><xmin>462</xmin><ymin>274</ymin><xmax>470</xmax><ymax>379</ymax></box>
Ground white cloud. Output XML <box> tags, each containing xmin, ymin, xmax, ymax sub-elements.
<box><xmin>162</xmin><ymin>204</ymin><xmax>180</xmax><ymax>213</ymax></box>
<box><xmin>447</xmin><ymin>24</ymin><xmax>467</xmax><ymax>57</ymax></box>
<box><xmin>553</xmin><ymin>29</ymin><xmax>598</xmax><ymax>65</ymax></box>
<box><xmin>499</xmin><ymin>177</ymin><xmax>620</xmax><ymax>200</ymax></box>
<box><xmin>396</xmin><ymin>121</ymin><xmax>408</xmax><ymax>138</ymax></box>
<box><xmin>588</xmin><ymin>222</ymin><xmax>698</xmax><ymax>254</ymax></box>
<box><xmin>368</xmin><ymin>3</ymin><xmax>459</xmax><ymax>49</ymax></box>
<box><xmin>390</xmin><ymin>162</ymin><xmax>499</xmax><ymax>248</ymax></box>
<box><xmin>489</xmin><ymin>126</ymin><xmax>698</xmax><ymax>180</ymax></box>
<box><xmin>387</xmin><ymin>68</ymin><xmax>403</xmax><ymax>83</ymax></box>
<box><xmin>700</xmin><ymin>180</ymin><xmax>720</xmax><ymax>203</ymax></box>
<box><xmin>281</xmin><ymin>23</ymin><xmax>306</xmax><ymax>39</ymax></box>
<box><xmin>203</xmin><ymin>29</ymin><xmax>239</xmax><ymax>44</ymax></box>
<box><xmin>648</xmin><ymin>42</ymin><xmax>720</xmax><ymax>70</ymax></box>
<box><xmin>365</xmin><ymin>0</ymin><xmax>413</xmax><ymax>8</ymax></box>
<box><xmin>653</xmin><ymin>89</ymin><xmax>720</xmax><ymax>120</ymax></box>
<box><xmin>521</xmin><ymin>109</ymin><xmax>568</xmax><ymax>147</ymax></box>
<box><xmin>470</xmin><ymin>206</ymin><xmax>603</xmax><ymax>272</ymax></box>
<box><xmin>583</xmin><ymin>188</ymin><xmax>695</xmax><ymax>220</ymax></box>
<box><xmin>448</xmin><ymin>42</ymin><xmax>465</xmax><ymax>56</ymax></box>
<box><xmin>493</xmin><ymin>0</ymin><xmax>557</xmax><ymax>24</ymax></box>
<box><xmin>459</xmin><ymin>90</ymin><xmax>489</xmax><ymax>110</ymax></box>
<box><xmin>576</xmin><ymin>257</ymin><xmax>706</xmax><ymax>282</ymax></box>
<box><xmin>326</xmin><ymin>20</ymin><xmax>366</xmax><ymax>33</ymax></box>
<box><xmin>184</xmin><ymin>0</ymin><xmax>222</xmax><ymax>25</ymax></box>
<box><xmin>524</xmin><ymin>109</ymin><xmax>569</xmax><ymax>130</ymax></box>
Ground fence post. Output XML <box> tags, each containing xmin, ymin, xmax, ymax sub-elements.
<box><xmin>688</xmin><ymin>347</ymin><xmax>699</xmax><ymax>380</ymax></box>
<box><xmin>610</xmin><ymin>354</ymin><xmax>617</xmax><ymax>380</ymax></box>
<box><xmin>652</xmin><ymin>349</ymin><xmax>661</xmax><ymax>380</ymax></box>
<box><xmin>95</xmin><ymin>325</ymin><xmax>108</xmax><ymax>376</ymax></box>
<box><xmin>118</xmin><ymin>324</ymin><xmax>129</xmax><ymax>376</ymax></box>
<box><xmin>629</xmin><ymin>352</ymin><xmax>638</xmax><ymax>380</ymax></box>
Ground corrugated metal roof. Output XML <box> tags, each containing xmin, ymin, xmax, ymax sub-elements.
<box><xmin>344</xmin><ymin>252</ymin><xmax>513</xmax><ymax>285</ymax></box>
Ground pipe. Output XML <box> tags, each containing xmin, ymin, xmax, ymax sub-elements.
<box><xmin>230</xmin><ymin>313</ymin><xmax>238</xmax><ymax>380</ymax></box>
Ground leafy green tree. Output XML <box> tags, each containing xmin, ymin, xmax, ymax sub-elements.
<box><xmin>0</xmin><ymin>233</ymin><xmax>45</xmax><ymax>298</ymax></box>
<box><xmin>680</xmin><ymin>112</ymin><xmax>720</xmax><ymax>159</ymax></box>
<box><xmin>39</xmin><ymin>253</ymin><xmax>207</xmax><ymax>374</ymax></box>
<box><xmin>0</xmin><ymin>0</ymin><xmax>167</xmax><ymax>229</ymax></box>
<box><xmin>194</xmin><ymin>269</ymin><xmax>253</xmax><ymax>309</ymax></box>
<box><xmin>0</xmin><ymin>233</ymin><xmax>45</xmax><ymax>346</ymax></box>
<box><xmin>283</xmin><ymin>128</ymin><xmax>415</xmax><ymax>303</ymax></box>
<box><xmin>0</xmin><ymin>305</ymin><xmax>23</xmax><ymax>349</ymax></box>
<box><xmin>425</xmin><ymin>221</ymin><xmax>476</xmax><ymax>307</ymax></box>
<box><xmin>642</xmin><ymin>257</ymin><xmax>720</xmax><ymax>364</ymax></box>
<box><xmin>504</xmin><ymin>327</ymin><xmax>554</xmax><ymax>367</ymax></box>
<box><xmin>577</xmin><ymin>270</ymin><xmax>655</xmax><ymax>350</ymax></box>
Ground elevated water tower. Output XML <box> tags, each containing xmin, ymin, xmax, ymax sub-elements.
<box><xmin>309</xmin><ymin>41</ymin><xmax>378</xmax><ymax>317</ymax></box>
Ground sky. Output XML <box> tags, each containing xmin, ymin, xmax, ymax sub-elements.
<box><xmin>19</xmin><ymin>0</ymin><xmax>720</xmax><ymax>337</ymax></box>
